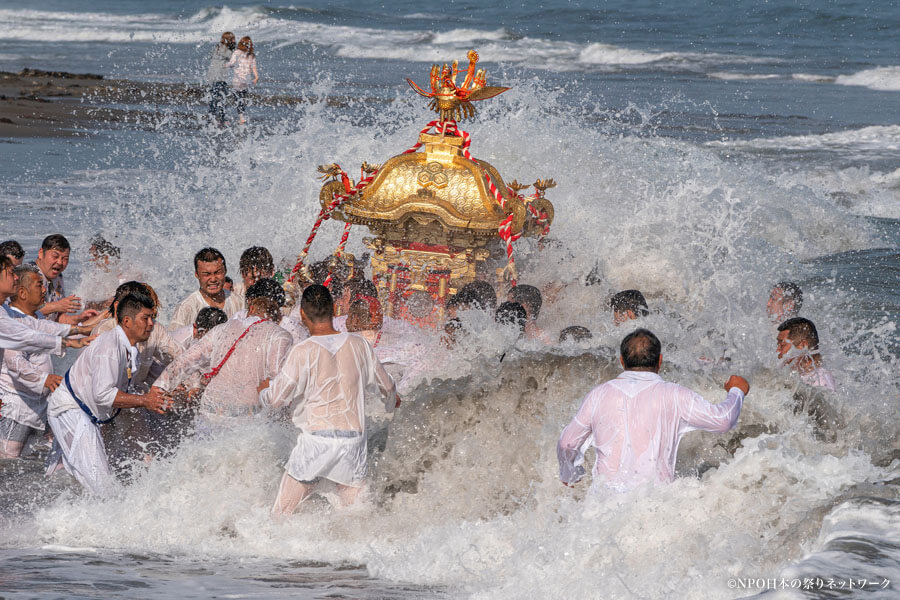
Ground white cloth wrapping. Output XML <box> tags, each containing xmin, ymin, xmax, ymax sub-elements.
<box><xmin>168</xmin><ymin>289</ymin><xmax>243</xmax><ymax>332</ymax></box>
<box><xmin>260</xmin><ymin>333</ymin><xmax>396</xmax><ymax>486</ymax></box>
<box><xmin>155</xmin><ymin>317</ymin><xmax>292</xmax><ymax>416</ymax></box>
<box><xmin>46</xmin><ymin>408</ymin><xmax>118</xmax><ymax>497</ymax></box>
<box><xmin>285</xmin><ymin>430</ymin><xmax>366</xmax><ymax>486</ymax></box>
<box><xmin>557</xmin><ymin>371</ymin><xmax>744</xmax><ymax>492</ymax></box>
<box><xmin>0</xmin><ymin>306</ymin><xmax>69</xmax><ymax>429</ymax></box>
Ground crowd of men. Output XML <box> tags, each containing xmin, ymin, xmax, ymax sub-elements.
<box><xmin>0</xmin><ymin>234</ymin><xmax>837</xmax><ymax>503</ymax></box>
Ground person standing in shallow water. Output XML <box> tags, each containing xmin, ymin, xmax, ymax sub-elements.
<box><xmin>207</xmin><ymin>32</ymin><xmax>235</xmax><ymax>126</ymax></box>
<box><xmin>227</xmin><ymin>36</ymin><xmax>259</xmax><ymax>125</ymax></box>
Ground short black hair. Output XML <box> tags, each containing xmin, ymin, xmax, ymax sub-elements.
<box><xmin>620</xmin><ymin>328</ymin><xmax>661</xmax><ymax>370</ymax></box>
<box><xmin>451</xmin><ymin>281</ymin><xmax>497</xmax><ymax>311</ymax></box>
<box><xmin>239</xmin><ymin>246</ymin><xmax>274</xmax><ymax>276</ymax></box>
<box><xmin>195</xmin><ymin>306</ymin><xmax>227</xmax><ymax>332</ymax></box>
<box><xmin>495</xmin><ymin>301</ymin><xmax>527</xmax><ymax>332</ymax></box>
<box><xmin>110</xmin><ymin>281</ymin><xmax>152</xmax><ymax>316</ymax></box>
<box><xmin>610</xmin><ymin>290</ymin><xmax>649</xmax><ymax>317</ymax></box>
<box><xmin>0</xmin><ymin>240</ymin><xmax>24</xmax><ymax>260</ymax></box>
<box><xmin>559</xmin><ymin>325</ymin><xmax>592</xmax><ymax>343</ymax></box>
<box><xmin>40</xmin><ymin>234</ymin><xmax>70</xmax><ymax>253</ymax></box>
<box><xmin>301</xmin><ymin>284</ymin><xmax>334</xmax><ymax>322</ymax></box>
<box><xmin>773</xmin><ymin>281</ymin><xmax>803</xmax><ymax>312</ymax></box>
<box><xmin>0</xmin><ymin>255</ymin><xmax>12</xmax><ymax>273</ymax></box>
<box><xmin>194</xmin><ymin>247</ymin><xmax>226</xmax><ymax>272</ymax></box>
<box><xmin>90</xmin><ymin>234</ymin><xmax>120</xmax><ymax>259</ymax></box>
<box><xmin>247</xmin><ymin>277</ymin><xmax>286</xmax><ymax>307</ymax></box>
<box><xmin>777</xmin><ymin>317</ymin><xmax>819</xmax><ymax>350</ymax></box>
<box><xmin>509</xmin><ymin>284</ymin><xmax>542</xmax><ymax>319</ymax></box>
<box><xmin>116</xmin><ymin>293</ymin><xmax>155</xmax><ymax>324</ymax></box>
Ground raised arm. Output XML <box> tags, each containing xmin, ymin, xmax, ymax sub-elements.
<box><xmin>0</xmin><ymin>315</ymin><xmax>62</xmax><ymax>354</ymax></box>
<box><xmin>678</xmin><ymin>376</ymin><xmax>748</xmax><ymax>435</ymax></box>
<box><xmin>557</xmin><ymin>390</ymin><xmax>596</xmax><ymax>486</ymax></box>
<box><xmin>14</xmin><ymin>312</ymin><xmax>71</xmax><ymax>337</ymax></box>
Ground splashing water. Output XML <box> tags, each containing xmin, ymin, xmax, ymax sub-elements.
<box><xmin>2</xmin><ymin>15</ymin><xmax>899</xmax><ymax>599</ymax></box>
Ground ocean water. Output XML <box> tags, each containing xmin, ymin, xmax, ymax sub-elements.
<box><xmin>0</xmin><ymin>1</ymin><xmax>898</xmax><ymax>598</ymax></box>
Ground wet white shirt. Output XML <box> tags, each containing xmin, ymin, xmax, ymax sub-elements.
<box><xmin>0</xmin><ymin>306</ymin><xmax>69</xmax><ymax>428</ymax></box>
<box><xmin>169</xmin><ymin>289</ymin><xmax>243</xmax><ymax>331</ymax></box>
<box><xmin>558</xmin><ymin>370</ymin><xmax>744</xmax><ymax>492</ymax></box>
<box><xmin>47</xmin><ymin>326</ymin><xmax>138</xmax><ymax>422</ymax></box>
<box><xmin>94</xmin><ymin>317</ymin><xmax>184</xmax><ymax>391</ymax></box>
<box><xmin>155</xmin><ymin>316</ymin><xmax>292</xmax><ymax>416</ymax></box>
<box><xmin>0</xmin><ymin>304</ymin><xmax>65</xmax><ymax>368</ymax></box>
<box><xmin>260</xmin><ymin>333</ymin><xmax>396</xmax><ymax>433</ymax></box>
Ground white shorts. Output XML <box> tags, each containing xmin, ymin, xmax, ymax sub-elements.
<box><xmin>46</xmin><ymin>409</ymin><xmax>118</xmax><ymax>497</ymax></box>
<box><xmin>286</xmin><ymin>430</ymin><xmax>366</xmax><ymax>487</ymax></box>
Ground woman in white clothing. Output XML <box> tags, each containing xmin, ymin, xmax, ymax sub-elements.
<box><xmin>227</xmin><ymin>36</ymin><xmax>259</xmax><ymax>124</ymax></box>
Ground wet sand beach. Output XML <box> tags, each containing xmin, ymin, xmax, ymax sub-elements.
<box><xmin>0</xmin><ymin>68</ymin><xmax>382</xmax><ymax>138</ymax></box>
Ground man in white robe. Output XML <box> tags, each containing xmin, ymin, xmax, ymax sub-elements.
<box><xmin>46</xmin><ymin>294</ymin><xmax>170</xmax><ymax>496</ymax></box>
<box><xmin>558</xmin><ymin>328</ymin><xmax>748</xmax><ymax>493</ymax></box>
<box><xmin>154</xmin><ymin>279</ymin><xmax>292</xmax><ymax>420</ymax></box>
<box><xmin>259</xmin><ymin>284</ymin><xmax>399</xmax><ymax>514</ymax></box>
<box><xmin>169</xmin><ymin>247</ymin><xmax>242</xmax><ymax>330</ymax></box>
<box><xmin>0</xmin><ymin>257</ymin><xmax>91</xmax><ymax>374</ymax></box>
<box><xmin>0</xmin><ymin>265</ymin><xmax>92</xmax><ymax>457</ymax></box>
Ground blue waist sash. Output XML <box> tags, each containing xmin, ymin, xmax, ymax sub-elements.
<box><xmin>64</xmin><ymin>370</ymin><xmax>120</xmax><ymax>425</ymax></box>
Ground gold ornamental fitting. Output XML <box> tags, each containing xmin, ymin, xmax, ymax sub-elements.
<box><xmin>405</xmin><ymin>49</ymin><xmax>511</xmax><ymax>122</ymax></box>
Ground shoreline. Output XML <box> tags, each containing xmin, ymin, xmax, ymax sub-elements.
<box><xmin>0</xmin><ymin>68</ymin><xmax>387</xmax><ymax>139</ymax></box>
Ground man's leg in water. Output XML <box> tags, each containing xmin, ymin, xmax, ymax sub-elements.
<box><xmin>336</xmin><ymin>483</ymin><xmax>362</xmax><ymax>507</ymax></box>
<box><xmin>272</xmin><ymin>471</ymin><xmax>316</xmax><ymax>515</ymax></box>
<box><xmin>0</xmin><ymin>417</ymin><xmax>31</xmax><ymax>458</ymax></box>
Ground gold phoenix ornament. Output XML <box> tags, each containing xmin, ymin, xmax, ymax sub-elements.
<box><xmin>406</xmin><ymin>50</ymin><xmax>510</xmax><ymax>121</ymax></box>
